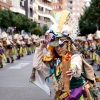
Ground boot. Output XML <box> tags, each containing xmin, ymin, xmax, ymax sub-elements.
<box><xmin>10</xmin><ymin>57</ymin><xmax>14</xmax><ymax>63</ymax></box>
<box><xmin>97</xmin><ymin>64</ymin><xmax>100</xmax><ymax>71</ymax></box>
<box><xmin>27</xmin><ymin>52</ymin><xmax>29</xmax><ymax>55</ymax></box>
<box><xmin>21</xmin><ymin>54</ymin><xmax>23</xmax><ymax>57</ymax></box>
<box><xmin>16</xmin><ymin>55</ymin><xmax>20</xmax><ymax>60</ymax></box>
<box><xmin>0</xmin><ymin>62</ymin><xmax>3</xmax><ymax>68</ymax></box>
<box><xmin>29</xmin><ymin>52</ymin><xmax>31</xmax><ymax>55</ymax></box>
<box><xmin>6</xmin><ymin>58</ymin><xmax>10</xmax><ymax>63</ymax></box>
<box><xmin>90</xmin><ymin>60</ymin><xmax>94</xmax><ymax>65</ymax></box>
<box><xmin>1</xmin><ymin>64</ymin><xmax>3</xmax><ymax>68</ymax></box>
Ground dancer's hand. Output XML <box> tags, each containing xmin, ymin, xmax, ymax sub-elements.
<box><xmin>66</xmin><ymin>68</ymin><xmax>73</xmax><ymax>76</ymax></box>
<box><xmin>66</xmin><ymin>68</ymin><xmax>77</xmax><ymax>80</ymax></box>
<box><xmin>39</xmin><ymin>40</ymin><xmax>47</xmax><ymax>49</ymax></box>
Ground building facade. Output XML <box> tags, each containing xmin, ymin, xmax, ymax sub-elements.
<box><xmin>52</xmin><ymin>0</ymin><xmax>67</xmax><ymax>12</ymax></box>
<box><xmin>10</xmin><ymin>0</ymin><xmax>26</xmax><ymax>15</ymax></box>
<box><xmin>66</xmin><ymin>0</ymin><xmax>89</xmax><ymax>19</ymax></box>
<box><xmin>0</xmin><ymin>0</ymin><xmax>12</xmax><ymax>9</ymax></box>
<box><xmin>24</xmin><ymin>0</ymin><xmax>34</xmax><ymax>20</ymax></box>
<box><xmin>33</xmin><ymin>0</ymin><xmax>54</xmax><ymax>26</ymax></box>
<box><xmin>52</xmin><ymin>0</ymin><xmax>90</xmax><ymax>19</ymax></box>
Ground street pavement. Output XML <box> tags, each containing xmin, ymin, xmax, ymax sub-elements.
<box><xmin>0</xmin><ymin>52</ymin><xmax>100</xmax><ymax>100</ymax></box>
<box><xmin>0</xmin><ymin>52</ymin><xmax>54</xmax><ymax>100</ymax></box>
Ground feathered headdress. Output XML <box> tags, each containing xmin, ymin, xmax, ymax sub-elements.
<box><xmin>95</xmin><ymin>30</ymin><xmax>100</xmax><ymax>39</ymax></box>
<box><xmin>87</xmin><ymin>34</ymin><xmax>93</xmax><ymax>41</ymax></box>
<box><xmin>45</xmin><ymin>10</ymin><xmax>80</xmax><ymax>46</ymax></box>
<box><xmin>1</xmin><ymin>32</ymin><xmax>8</xmax><ymax>39</ymax></box>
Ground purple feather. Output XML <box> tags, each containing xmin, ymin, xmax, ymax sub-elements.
<box><xmin>50</xmin><ymin>35</ymin><xmax>55</xmax><ymax>42</ymax></box>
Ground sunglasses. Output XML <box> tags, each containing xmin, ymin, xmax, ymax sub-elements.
<box><xmin>56</xmin><ymin>44</ymin><xmax>65</xmax><ymax>48</ymax></box>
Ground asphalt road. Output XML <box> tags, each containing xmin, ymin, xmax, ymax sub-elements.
<box><xmin>0</xmin><ymin>53</ymin><xmax>54</xmax><ymax>100</ymax></box>
<box><xmin>0</xmin><ymin>52</ymin><xmax>100</xmax><ymax>100</ymax></box>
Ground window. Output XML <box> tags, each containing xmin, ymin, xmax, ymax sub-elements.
<box><xmin>68</xmin><ymin>6</ymin><xmax>72</xmax><ymax>10</ymax></box>
<box><xmin>22</xmin><ymin>1</ymin><xmax>24</xmax><ymax>6</ymax></box>
<box><xmin>68</xmin><ymin>0</ymin><xmax>73</xmax><ymax>4</ymax></box>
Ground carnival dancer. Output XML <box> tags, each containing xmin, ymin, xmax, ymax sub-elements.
<box><xmin>19</xmin><ymin>35</ymin><xmax>25</xmax><ymax>57</ymax></box>
<box><xmin>24</xmin><ymin>34</ymin><xmax>31</xmax><ymax>55</ymax></box>
<box><xmin>8</xmin><ymin>35</ymin><xmax>14</xmax><ymax>63</ymax></box>
<box><xmin>0</xmin><ymin>39</ymin><xmax>5</xmax><ymax>68</ymax></box>
<box><xmin>77</xmin><ymin>37</ymin><xmax>84</xmax><ymax>54</ymax></box>
<box><xmin>95</xmin><ymin>30</ymin><xmax>100</xmax><ymax>71</ymax></box>
<box><xmin>82</xmin><ymin>37</ymin><xmax>89</xmax><ymax>59</ymax></box>
<box><xmin>87</xmin><ymin>34</ymin><xmax>96</xmax><ymax>65</ymax></box>
<box><xmin>13</xmin><ymin>34</ymin><xmax>21</xmax><ymax>60</ymax></box>
<box><xmin>1</xmin><ymin>32</ymin><xmax>14</xmax><ymax>63</ymax></box>
<box><xmin>33</xmin><ymin>35</ymin><xmax>40</xmax><ymax>48</ymax></box>
<box><xmin>74</xmin><ymin>36</ymin><xmax>81</xmax><ymax>51</ymax></box>
<box><xmin>29</xmin><ymin>37</ymin><xmax>34</xmax><ymax>54</ymax></box>
<box><xmin>31</xmin><ymin>34</ymin><xmax>36</xmax><ymax>53</ymax></box>
<box><xmin>30</xmin><ymin>10</ymin><xmax>99</xmax><ymax>100</ymax></box>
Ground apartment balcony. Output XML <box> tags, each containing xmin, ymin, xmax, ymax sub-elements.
<box><xmin>34</xmin><ymin>18</ymin><xmax>52</xmax><ymax>25</ymax></box>
<box><xmin>34</xmin><ymin>8</ymin><xmax>55</xmax><ymax>23</ymax></box>
<box><xmin>36</xmin><ymin>9</ymin><xmax>53</xmax><ymax>17</ymax></box>
<box><xmin>36</xmin><ymin>0</ymin><xmax>52</xmax><ymax>10</ymax></box>
<box><xmin>53</xmin><ymin>7</ymin><xmax>63</xmax><ymax>12</ymax></box>
<box><xmin>0</xmin><ymin>0</ymin><xmax>12</xmax><ymax>4</ymax></box>
<box><xmin>30</xmin><ymin>1</ymin><xmax>33</xmax><ymax>8</ymax></box>
<box><xmin>30</xmin><ymin>4</ymin><xmax>33</xmax><ymax>9</ymax></box>
<box><xmin>10</xmin><ymin>7</ymin><xmax>25</xmax><ymax>15</ymax></box>
<box><xmin>52</xmin><ymin>3</ymin><xmax>62</xmax><ymax>6</ymax></box>
<box><xmin>6</xmin><ymin>0</ymin><xmax>12</xmax><ymax>4</ymax></box>
<box><xmin>0</xmin><ymin>0</ymin><xmax>12</xmax><ymax>8</ymax></box>
<box><xmin>68</xmin><ymin>5</ymin><xmax>72</xmax><ymax>10</ymax></box>
<box><xmin>30</xmin><ymin>16</ymin><xmax>33</xmax><ymax>20</ymax></box>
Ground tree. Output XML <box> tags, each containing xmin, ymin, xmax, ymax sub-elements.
<box><xmin>79</xmin><ymin>0</ymin><xmax>100</xmax><ymax>35</ymax></box>
<box><xmin>29</xmin><ymin>21</ymin><xmax>37</xmax><ymax>32</ymax></box>
<box><xmin>42</xmin><ymin>25</ymin><xmax>49</xmax><ymax>34</ymax></box>
<box><xmin>12</xmin><ymin>14</ymin><xmax>37</xmax><ymax>33</ymax></box>
<box><xmin>0</xmin><ymin>9</ymin><xmax>39</xmax><ymax>33</ymax></box>
<box><xmin>12</xmin><ymin>13</ymin><xmax>36</xmax><ymax>33</ymax></box>
<box><xmin>31</xmin><ymin>26</ymin><xmax>43</xmax><ymax>36</ymax></box>
<box><xmin>12</xmin><ymin>14</ymin><xmax>30</xmax><ymax>32</ymax></box>
<box><xmin>30</xmin><ymin>21</ymin><xmax>37</xmax><ymax>28</ymax></box>
<box><xmin>0</xmin><ymin>10</ymin><xmax>13</xmax><ymax>31</ymax></box>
